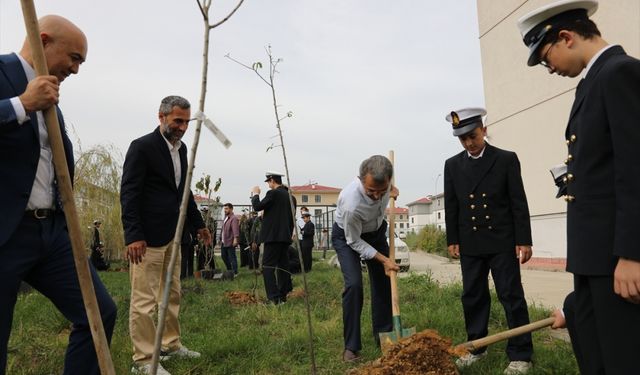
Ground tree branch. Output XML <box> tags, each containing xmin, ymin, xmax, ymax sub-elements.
<box><xmin>209</xmin><ymin>0</ymin><xmax>245</xmax><ymax>29</ymax></box>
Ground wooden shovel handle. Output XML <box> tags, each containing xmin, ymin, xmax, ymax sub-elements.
<box><xmin>388</xmin><ymin>151</ymin><xmax>400</xmax><ymax>316</ymax></box>
<box><xmin>457</xmin><ymin>317</ymin><xmax>556</xmax><ymax>352</ymax></box>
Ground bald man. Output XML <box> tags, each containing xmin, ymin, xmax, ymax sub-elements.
<box><xmin>0</xmin><ymin>15</ymin><xmax>116</xmax><ymax>375</ymax></box>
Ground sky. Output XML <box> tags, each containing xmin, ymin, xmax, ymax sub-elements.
<box><xmin>0</xmin><ymin>0</ymin><xmax>485</xmax><ymax>207</ymax></box>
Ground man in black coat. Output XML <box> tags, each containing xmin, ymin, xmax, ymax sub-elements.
<box><xmin>300</xmin><ymin>212</ymin><xmax>315</xmax><ymax>272</ymax></box>
<box><xmin>0</xmin><ymin>15</ymin><xmax>116</xmax><ymax>375</ymax></box>
<box><xmin>518</xmin><ymin>1</ymin><xmax>640</xmax><ymax>373</ymax></box>
<box><xmin>444</xmin><ymin>107</ymin><xmax>534</xmax><ymax>374</ymax></box>
<box><xmin>250</xmin><ymin>171</ymin><xmax>296</xmax><ymax>305</ymax></box>
<box><xmin>121</xmin><ymin>95</ymin><xmax>211</xmax><ymax>374</ymax></box>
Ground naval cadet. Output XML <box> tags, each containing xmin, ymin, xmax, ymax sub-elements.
<box><xmin>518</xmin><ymin>1</ymin><xmax>640</xmax><ymax>373</ymax></box>
<box><xmin>443</xmin><ymin>107</ymin><xmax>534</xmax><ymax>374</ymax></box>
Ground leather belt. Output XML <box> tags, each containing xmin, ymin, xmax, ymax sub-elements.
<box><xmin>25</xmin><ymin>208</ymin><xmax>55</xmax><ymax>219</ymax></box>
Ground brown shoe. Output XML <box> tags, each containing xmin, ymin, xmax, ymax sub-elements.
<box><xmin>343</xmin><ymin>349</ymin><xmax>361</xmax><ymax>362</ymax></box>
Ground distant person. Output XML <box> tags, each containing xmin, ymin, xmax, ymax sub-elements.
<box><xmin>249</xmin><ymin>211</ymin><xmax>263</xmax><ymax>271</ymax></box>
<box><xmin>297</xmin><ymin>205</ymin><xmax>309</xmax><ymax>230</ymax></box>
<box><xmin>332</xmin><ymin>155</ymin><xmax>400</xmax><ymax>362</ymax></box>
<box><xmin>443</xmin><ymin>107</ymin><xmax>533</xmax><ymax>374</ymax></box>
<box><xmin>517</xmin><ymin>1</ymin><xmax>640</xmax><ymax>373</ymax></box>
<box><xmin>250</xmin><ymin>171</ymin><xmax>297</xmax><ymax>305</ymax></box>
<box><xmin>220</xmin><ymin>203</ymin><xmax>239</xmax><ymax>275</ymax></box>
<box><xmin>121</xmin><ymin>95</ymin><xmax>211</xmax><ymax>375</ymax></box>
<box><xmin>300</xmin><ymin>212</ymin><xmax>315</xmax><ymax>272</ymax></box>
<box><xmin>239</xmin><ymin>212</ymin><xmax>251</xmax><ymax>268</ymax></box>
<box><xmin>90</xmin><ymin>219</ymin><xmax>109</xmax><ymax>271</ymax></box>
<box><xmin>180</xmin><ymin>225</ymin><xmax>196</xmax><ymax>279</ymax></box>
<box><xmin>0</xmin><ymin>15</ymin><xmax>116</xmax><ymax>375</ymax></box>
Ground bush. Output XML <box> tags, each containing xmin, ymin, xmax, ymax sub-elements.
<box><xmin>408</xmin><ymin>225</ymin><xmax>448</xmax><ymax>257</ymax></box>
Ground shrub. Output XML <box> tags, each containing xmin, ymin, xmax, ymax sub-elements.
<box><xmin>411</xmin><ymin>225</ymin><xmax>448</xmax><ymax>257</ymax></box>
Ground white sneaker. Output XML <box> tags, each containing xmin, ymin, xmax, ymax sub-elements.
<box><xmin>164</xmin><ymin>346</ymin><xmax>201</xmax><ymax>359</ymax></box>
<box><xmin>455</xmin><ymin>351</ymin><xmax>488</xmax><ymax>368</ymax></box>
<box><xmin>131</xmin><ymin>362</ymin><xmax>171</xmax><ymax>375</ymax></box>
<box><xmin>504</xmin><ymin>361</ymin><xmax>532</xmax><ymax>374</ymax></box>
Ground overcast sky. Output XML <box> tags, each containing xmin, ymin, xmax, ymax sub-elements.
<box><xmin>0</xmin><ymin>0</ymin><xmax>485</xmax><ymax>207</ymax></box>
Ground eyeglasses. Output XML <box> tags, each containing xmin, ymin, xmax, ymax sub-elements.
<box><xmin>539</xmin><ymin>41</ymin><xmax>557</xmax><ymax>68</ymax></box>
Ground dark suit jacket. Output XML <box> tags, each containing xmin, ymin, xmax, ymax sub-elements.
<box><xmin>444</xmin><ymin>143</ymin><xmax>532</xmax><ymax>255</ymax></box>
<box><xmin>120</xmin><ymin>127</ymin><xmax>204</xmax><ymax>247</ymax></box>
<box><xmin>251</xmin><ymin>186</ymin><xmax>296</xmax><ymax>244</ymax></box>
<box><xmin>564</xmin><ymin>45</ymin><xmax>640</xmax><ymax>275</ymax></box>
<box><xmin>301</xmin><ymin>221</ymin><xmax>315</xmax><ymax>249</ymax></box>
<box><xmin>0</xmin><ymin>53</ymin><xmax>74</xmax><ymax>247</ymax></box>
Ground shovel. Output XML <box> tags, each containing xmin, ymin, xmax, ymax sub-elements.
<box><xmin>379</xmin><ymin>150</ymin><xmax>416</xmax><ymax>354</ymax></box>
<box><xmin>453</xmin><ymin>317</ymin><xmax>556</xmax><ymax>355</ymax></box>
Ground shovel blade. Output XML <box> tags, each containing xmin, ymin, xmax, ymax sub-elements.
<box><xmin>379</xmin><ymin>326</ymin><xmax>416</xmax><ymax>354</ymax></box>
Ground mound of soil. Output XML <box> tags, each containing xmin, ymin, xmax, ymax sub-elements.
<box><xmin>349</xmin><ymin>329</ymin><xmax>462</xmax><ymax>375</ymax></box>
<box><xmin>225</xmin><ymin>291</ymin><xmax>259</xmax><ymax>306</ymax></box>
<box><xmin>288</xmin><ymin>288</ymin><xmax>306</xmax><ymax>299</ymax></box>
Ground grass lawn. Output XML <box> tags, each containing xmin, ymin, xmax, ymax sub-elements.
<box><xmin>7</xmin><ymin>255</ymin><xmax>578</xmax><ymax>374</ymax></box>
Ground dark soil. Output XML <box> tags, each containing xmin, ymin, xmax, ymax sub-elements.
<box><xmin>349</xmin><ymin>329</ymin><xmax>462</xmax><ymax>375</ymax></box>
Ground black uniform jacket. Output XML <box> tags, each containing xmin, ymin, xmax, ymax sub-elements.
<box><xmin>120</xmin><ymin>127</ymin><xmax>204</xmax><ymax>247</ymax></box>
<box><xmin>301</xmin><ymin>221</ymin><xmax>315</xmax><ymax>249</ymax></box>
<box><xmin>251</xmin><ymin>186</ymin><xmax>296</xmax><ymax>244</ymax></box>
<box><xmin>564</xmin><ymin>45</ymin><xmax>640</xmax><ymax>275</ymax></box>
<box><xmin>444</xmin><ymin>143</ymin><xmax>532</xmax><ymax>255</ymax></box>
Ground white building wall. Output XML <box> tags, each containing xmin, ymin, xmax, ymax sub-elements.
<box><xmin>477</xmin><ymin>0</ymin><xmax>640</xmax><ymax>258</ymax></box>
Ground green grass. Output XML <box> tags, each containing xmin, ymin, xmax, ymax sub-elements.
<box><xmin>7</xmin><ymin>255</ymin><xmax>578</xmax><ymax>374</ymax></box>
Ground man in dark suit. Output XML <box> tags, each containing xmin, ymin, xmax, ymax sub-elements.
<box><xmin>121</xmin><ymin>95</ymin><xmax>211</xmax><ymax>375</ymax></box>
<box><xmin>444</xmin><ymin>108</ymin><xmax>533</xmax><ymax>374</ymax></box>
<box><xmin>518</xmin><ymin>1</ymin><xmax>640</xmax><ymax>373</ymax></box>
<box><xmin>0</xmin><ymin>15</ymin><xmax>116</xmax><ymax>375</ymax></box>
<box><xmin>250</xmin><ymin>171</ymin><xmax>297</xmax><ymax>305</ymax></box>
<box><xmin>300</xmin><ymin>211</ymin><xmax>315</xmax><ymax>272</ymax></box>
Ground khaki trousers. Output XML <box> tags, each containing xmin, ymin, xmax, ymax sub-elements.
<box><xmin>129</xmin><ymin>242</ymin><xmax>182</xmax><ymax>363</ymax></box>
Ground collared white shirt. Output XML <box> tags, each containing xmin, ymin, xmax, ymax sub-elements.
<box><xmin>467</xmin><ymin>144</ymin><xmax>487</xmax><ymax>160</ymax></box>
<box><xmin>335</xmin><ymin>178</ymin><xmax>390</xmax><ymax>260</ymax></box>
<box><xmin>10</xmin><ymin>53</ymin><xmax>54</xmax><ymax>210</ymax></box>
<box><xmin>582</xmin><ymin>44</ymin><xmax>617</xmax><ymax>79</ymax></box>
<box><xmin>161</xmin><ymin>134</ymin><xmax>182</xmax><ymax>188</ymax></box>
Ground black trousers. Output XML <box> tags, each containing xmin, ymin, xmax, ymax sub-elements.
<box><xmin>248</xmin><ymin>244</ymin><xmax>260</xmax><ymax>269</ymax></box>
<box><xmin>460</xmin><ymin>251</ymin><xmax>532</xmax><ymax>361</ymax></box>
<box><xmin>570</xmin><ymin>274</ymin><xmax>640</xmax><ymax>375</ymax></box>
<box><xmin>180</xmin><ymin>243</ymin><xmax>194</xmax><ymax>279</ymax></box>
<box><xmin>332</xmin><ymin>222</ymin><xmax>392</xmax><ymax>352</ymax></box>
<box><xmin>0</xmin><ymin>213</ymin><xmax>117</xmax><ymax>375</ymax></box>
<box><xmin>301</xmin><ymin>242</ymin><xmax>313</xmax><ymax>272</ymax></box>
<box><xmin>262</xmin><ymin>242</ymin><xmax>291</xmax><ymax>303</ymax></box>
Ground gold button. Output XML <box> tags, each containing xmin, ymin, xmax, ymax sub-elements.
<box><xmin>564</xmin><ymin>159</ymin><xmax>569</xmax><ymax>165</ymax></box>
<box><xmin>473</xmin><ymin>226</ymin><xmax>477</xmax><ymax>231</ymax></box>
<box><xmin>488</xmin><ymin>226</ymin><xmax>493</xmax><ymax>230</ymax></box>
<box><xmin>566</xmin><ymin>139</ymin><xmax>570</xmax><ymax>145</ymax></box>
<box><xmin>483</xmin><ymin>204</ymin><xmax>488</xmax><ymax>209</ymax></box>
<box><xmin>565</xmin><ymin>195</ymin><xmax>575</xmax><ymax>202</ymax></box>
<box><xmin>471</xmin><ymin>216</ymin><xmax>476</xmax><ymax>221</ymax></box>
<box><xmin>469</xmin><ymin>194</ymin><xmax>475</xmax><ymax>199</ymax></box>
<box><xmin>562</xmin><ymin>176</ymin><xmax>568</xmax><ymax>183</ymax></box>
<box><xmin>482</xmin><ymin>193</ymin><xmax>487</xmax><ymax>198</ymax></box>
<box><xmin>570</xmin><ymin>134</ymin><xmax>577</xmax><ymax>142</ymax></box>
<box><xmin>567</xmin><ymin>154</ymin><xmax>573</xmax><ymax>161</ymax></box>
<box><xmin>471</xmin><ymin>205</ymin><xmax>475</xmax><ymax>210</ymax></box>
<box><xmin>485</xmin><ymin>215</ymin><xmax>490</xmax><ymax>220</ymax></box>
<box><xmin>567</xmin><ymin>173</ymin><xmax>574</xmax><ymax>181</ymax></box>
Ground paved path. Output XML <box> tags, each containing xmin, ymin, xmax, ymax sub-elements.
<box><xmin>404</xmin><ymin>251</ymin><xmax>573</xmax><ymax>309</ymax></box>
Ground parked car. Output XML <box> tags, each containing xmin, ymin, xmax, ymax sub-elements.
<box><xmin>328</xmin><ymin>230</ymin><xmax>411</xmax><ymax>273</ymax></box>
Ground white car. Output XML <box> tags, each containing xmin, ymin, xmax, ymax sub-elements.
<box><xmin>328</xmin><ymin>231</ymin><xmax>411</xmax><ymax>273</ymax></box>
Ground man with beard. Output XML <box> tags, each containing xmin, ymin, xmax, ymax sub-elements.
<box><xmin>121</xmin><ymin>95</ymin><xmax>211</xmax><ymax>375</ymax></box>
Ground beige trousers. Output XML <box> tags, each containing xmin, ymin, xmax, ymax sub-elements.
<box><xmin>129</xmin><ymin>242</ymin><xmax>182</xmax><ymax>363</ymax></box>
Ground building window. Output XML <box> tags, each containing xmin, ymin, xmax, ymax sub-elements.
<box><xmin>399</xmin><ymin>215</ymin><xmax>403</xmax><ymax>219</ymax></box>
<box><xmin>314</xmin><ymin>209</ymin><xmax>322</xmax><ymax>217</ymax></box>
<box><xmin>437</xmin><ymin>212</ymin><xmax>441</xmax><ymax>219</ymax></box>
<box><xmin>411</xmin><ymin>218</ymin><xmax>414</xmax><ymax>224</ymax></box>
<box><xmin>400</xmin><ymin>223</ymin><xmax>404</xmax><ymax>228</ymax></box>
<box><xmin>315</xmin><ymin>195</ymin><xmax>321</xmax><ymax>203</ymax></box>
<box><xmin>302</xmin><ymin>195</ymin><xmax>308</xmax><ymax>203</ymax></box>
